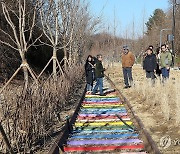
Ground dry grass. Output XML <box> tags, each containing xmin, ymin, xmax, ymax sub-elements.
<box><xmin>105</xmin><ymin>62</ymin><xmax>180</xmax><ymax>153</ymax></box>
<box><xmin>0</xmin><ymin>65</ymin><xmax>84</xmax><ymax>153</ymax></box>
<box><xmin>133</xmin><ymin>69</ymin><xmax>179</xmax><ymax>125</ymax></box>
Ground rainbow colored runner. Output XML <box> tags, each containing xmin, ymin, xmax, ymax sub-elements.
<box><xmin>63</xmin><ymin>80</ymin><xmax>146</xmax><ymax>153</ymax></box>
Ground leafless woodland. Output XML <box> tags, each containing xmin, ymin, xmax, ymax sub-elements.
<box><xmin>0</xmin><ymin>0</ymin><xmax>99</xmax><ymax>153</ymax></box>
<box><xmin>0</xmin><ymin>0</ymin><xmax>179</xmax><ymax>153</ymax></box>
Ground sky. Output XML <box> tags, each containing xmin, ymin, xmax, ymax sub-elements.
<box><xmin>88</xmin><ymin>0</ymin><xmax>170</xmax><ymax>38</ymax></box>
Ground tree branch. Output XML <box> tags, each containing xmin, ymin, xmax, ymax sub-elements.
<box><xmin>0</xmin><ymin>40</ymin><xmax>19</xmax><ymax>51</ymax></box>
<box><xmin>0</xmin><ymin>29</ymin><xmax>18</xmax><ymax>45</ymax></box>
<box><xmin>27</xmin><ymin>33</ymin><xmax>43</xmax><ymax>51</ymax></box>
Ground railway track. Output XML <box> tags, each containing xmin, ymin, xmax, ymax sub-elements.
<box><xmin>49</xmin><ymin>77</ymin><xmax>160</xmax><ymax>154</ymax></box>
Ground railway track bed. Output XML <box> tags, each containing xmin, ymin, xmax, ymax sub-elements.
<box><xmin>49</xmin><ymin>77</ymin><xmax>160</xmax><ymax>154</ymax></box>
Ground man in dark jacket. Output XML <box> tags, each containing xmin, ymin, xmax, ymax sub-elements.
<box><xmin>92</xmin><ymin>54</ymin><xmax>105</xmax><ymax>96</ymax></box>
<box><xmin>143</xmin><ymin>48</ymin><xmax>157</xmax><ymax>83</ymax></box>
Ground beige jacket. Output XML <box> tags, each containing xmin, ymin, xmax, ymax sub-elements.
<box><xmin>122</xmin><ymin>51</ymin><xmax>135</xmax><ymax>68</ymax></box>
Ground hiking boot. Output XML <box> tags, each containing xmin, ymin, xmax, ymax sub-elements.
<box><xmin>86</xmin><ymin>91</ymin><xmax>91</xmax><ymax>94</ymax></box>
<box><xmin>100</xmin><ymin>93</ymin><xmax>106</xmax><ymax>96</ymax></box>
<box><xmin>123</xmin><ymin>86</ymin><xmax>129</xmax><ymax>89</ymax></box>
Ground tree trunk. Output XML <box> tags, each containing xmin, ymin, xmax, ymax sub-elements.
<box><xmin>53</xmin><ymin>48</ymin><xmax>57</xmax><ymax>80</ymax></box>
<box><xmin>69</xmin><ymin>50</ymin><xmax>72</xmax><ymax>66</ymax></box>
<box><xmin>22</xmin><ymin>61</ymin><xmax>29</xmax><ymax>91</ymax></box>
<box><xmin>73</xmin><ymin>48</ymin><xmax>78</xmax><ymax>64</ymax></box>
<box><xmin>63</xmin><ymin>36</ymin><xmax>68</xmax><ymax>70</ymax></box>
<box><xmin>20</xmin><ymin>51</ymin><xmax>29</xmax><ymax>91</ymax></box>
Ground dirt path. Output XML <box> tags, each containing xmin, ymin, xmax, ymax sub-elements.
<box><xmin>106</xmin><ymin>63</ymin><xmax>180</xmax><ymax>154</ymax></box>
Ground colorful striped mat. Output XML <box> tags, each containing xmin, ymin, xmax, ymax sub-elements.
<box><xmin>63</xmin><ymin>80</ymin><xmax>146</xmax><ymax>153</ymax></box>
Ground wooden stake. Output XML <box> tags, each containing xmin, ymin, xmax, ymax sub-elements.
<box><xmin>0</xmin><ymin>66</ymin><xmax>22</xmax><ymax>93</ymax></box>
<box><xmin>0</xmin><ymin>63</ymin><xmax>38</xmax><ymax>93</ymax></box>
<box><xmin>37</xmin><ymin>57</ymin><xmax>53</xmax><ymax>79</ymax></box>
<box><xmin>0</xmin><ymin>122</ymin><xmax>14</xmax><ymax>154</ymax></box>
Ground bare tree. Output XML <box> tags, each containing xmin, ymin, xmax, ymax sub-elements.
<box><xmin>57</xmin><ymin>0</ymin><xmax>81</xmax><ymax>68</ymax></box>
<box><xmin>38</xmin><ymin>0</ymin><xmax>70</xmax><ymax>80</ymax></box>
<box><xmin>0</xmin><ymin>0</ymin><xmax>41</xmax><ymax>92</ymax></box>
<box><xmin>69</xmin><ymin>1</ymin><xmax>101</xmax><ymax>63</ymax></box>
<box><xmin>38</xmin><ymin>0</ymin><xmax>93</xmax><ymax>78</ymax></box>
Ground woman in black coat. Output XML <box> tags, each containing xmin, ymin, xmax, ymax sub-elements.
<box><xmin>143</xmin><ymin>48</ymin><xmax>157</xmax><ymax>83</ymax></box>
<box><xmin>85</xmin><ymin>55</ymin><xmax>95</xmax><ymax>93</ymax></box>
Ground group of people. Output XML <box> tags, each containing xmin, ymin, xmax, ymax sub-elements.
<box><xmin>85</xmin><ymin>44</ymin><xmax>173</xmax><ymax>95</ymax></box>
<box><xmin>85</xmin><ymin>54</ymin><xmax>105</xmax><ymax>96</ymax></box>
<box><xmin>143</xmin><ymin>44</ymin><xmax>172</xmax><ymax>83</ymax></box>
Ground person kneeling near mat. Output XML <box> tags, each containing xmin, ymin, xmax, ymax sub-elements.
<box><xmin>92</xmin><ymin>54</ymin><xmax>106</xmax><ymax>96</ymax></box>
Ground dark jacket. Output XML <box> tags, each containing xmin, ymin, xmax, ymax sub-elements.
<box><xmin>95</xmin><ymin>60</ymin><xmax>104</xmax><ymax>78</ymax></box>
<box><xmin>85</xmin><ymin>62</ymin><xmax>94</xmax><ymax>84</ymax></box>
<box><xmin>143</xmin><ymin>54</ymin><xmax>157</xmax><ymax>72</ymax></box>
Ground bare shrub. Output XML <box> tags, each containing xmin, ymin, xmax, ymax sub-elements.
<box><xmin>0</xmin><ymin>65</ymin><xmax>84</xmax><ymax>153</ymax></box>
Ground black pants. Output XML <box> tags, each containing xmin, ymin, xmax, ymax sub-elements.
<box><xmin>146</xmin><ymin>71</ymin><xmax>155</xmax><ymax>84</ymax></box>
<box><xmin>146</xmin><ymin>71</ymin><xmax>155</xmax><ymax>79</ymax></box>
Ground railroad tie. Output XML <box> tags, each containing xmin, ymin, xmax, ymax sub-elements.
<box><xmin>62</xmin><ymin>79</ymin><xmax>147</xmax><ymax>153</ymax></box>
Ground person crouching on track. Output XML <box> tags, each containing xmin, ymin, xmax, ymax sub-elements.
<box><xmin>122</xmin><ymin>46</ymin><xmax>135</xmax><ymax>89</ymax></box>
<box><xmin>92</xmin><ymin>54</ymin><xmax>105</xmax><ymax>96</ymax></box>
<box><xmin>85</xmin><ymin>55</ymin><xmax>95</xmax><ymax>94</ymax></box>
<box><xmin>143</xmin><ymin>48</ymin><xmax>157</xmax><ymax>85</ymax></box>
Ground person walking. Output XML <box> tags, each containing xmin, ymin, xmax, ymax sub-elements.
<box><xmin>160</xmin><ymin>44</ymin><xmax>172</xmax><ymax>81</ymax></box>
<box><xmin>143</xmin><ymin>48</ymin><xmax>157</xmax><ymax>84</ymax></box>
<box><xmin>85</xmin><ymin>55</ymin><xmax>95</xmax><ymax>94</ymax></box>
<box><xmin>92</xmin><ymin>54</ymin><xmax>105</xmax><ymax>96</ymax></box>
<box><xmin>122</xmin><ymin>46</ymin><xmax>135</xmax><ymax>89</ymax></box>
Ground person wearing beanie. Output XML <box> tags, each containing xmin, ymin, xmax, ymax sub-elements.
<box><xmin>121</xmin><ymin>46</ymin><xmax>135</xmax><ymax>88</ymax></box>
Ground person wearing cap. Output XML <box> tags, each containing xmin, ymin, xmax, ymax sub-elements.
<box><xmin>122</xmin><ymin>46</ymin><xmax>135</xmax><ymax>88</ymax></box>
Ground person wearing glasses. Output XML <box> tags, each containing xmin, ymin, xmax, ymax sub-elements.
<box><xmin>92</xmin><ymin>54</ymin><xmax>105</xmax><ymax>96</ymax></box>
<box><xmin>160</xmin><ymin>44</ymin><xmax>172</xmax><ymax>81</ymax></box>
<box><xmin>122</xmin><ymin>45</ymin><xmax>135</xmax><ymax>89</ymax></box>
